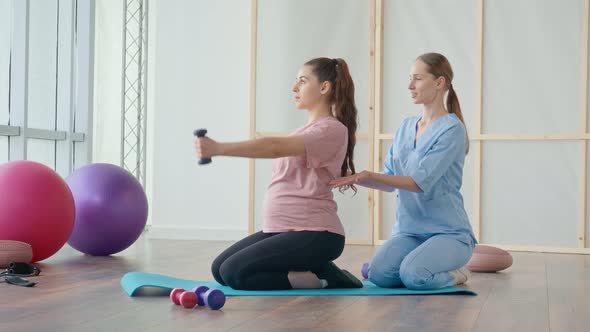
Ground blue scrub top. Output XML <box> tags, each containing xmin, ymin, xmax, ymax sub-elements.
<box><xmin>384</xmin><ymin>113</ymin><xmax>477</xmax><ymax>245</ymax></box>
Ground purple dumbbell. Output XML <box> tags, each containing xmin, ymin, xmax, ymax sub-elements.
<box><xmin>201</xmin><ymin>288</ymin><xmax>226</xmax><ymax>310</ymax></box>
<box><xmin>361</xmin><ymin>262</ymin><xmax>369</xmax><ymax>279</ymax></box>
<box><xmin>191</xmin><ymin>285</ymin><xmax>210</xmax><ymax>306</ymax></box>
<box><xmin>193</xmin><ymin>128</ymin><xmax>212</xmax><ymax>165</ymax></box>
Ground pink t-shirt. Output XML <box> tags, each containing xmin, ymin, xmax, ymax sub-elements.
<box><xmin>263</xmin><ymin>116</ymin><xmax>348</xmax><ymax>236</ymax></box>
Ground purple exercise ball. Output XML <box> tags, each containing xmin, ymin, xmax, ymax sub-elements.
<box><xmin>65</xmin><ymin>163</ymin><xmax>148</xmax><ymax>256</ymax></box>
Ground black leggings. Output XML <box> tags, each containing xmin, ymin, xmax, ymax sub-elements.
<box><xmin>211</xmin><ymin>231</ymin><xmax>345</xmax><ymax>290</ymax></box>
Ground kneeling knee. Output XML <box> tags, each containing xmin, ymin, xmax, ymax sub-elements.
<box><xmin>211</xmin><ymin>256</ymin><xmax>228</xmax><ymax>286</ymax></box>
<box><xmin>399</xmin><ymin>265</ymin><xmax>433</xmax><ymax>290</ymax></box>
<box><xmin>368</xmin><ymin>265</ymin><xmax>401</xmax><ymax>288</ymax></box>
<box><xmin>219</xmin><ymin>261</ymin><xmax>243</xmax><ymax>289</ymax></box>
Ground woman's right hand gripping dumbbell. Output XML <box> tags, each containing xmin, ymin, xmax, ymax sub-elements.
<box><xmin>193</xmin><ymin>129</ymin><xmax>217</xmax><ymax>165</ymax></box>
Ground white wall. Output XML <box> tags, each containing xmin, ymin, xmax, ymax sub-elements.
<box><xmin>0</xmin><ymin>0</ymin><xmax>12</xmax><ymax>163</ymax></box>
<box><xmin>93</xmin><ymin>0</ymin><xmax>154</xmax><ymax>226</ymax></box>
<box><xmin>380</xmin><ymin>0</ymin><xmax>479</xmax><ymax>238</ymax></box>
<box><xmin>479</xmin><ymin>0</ymin><xmax>584</xmax><ymax>247</ymax></box>
<box><xmin>146</xmin><ymin>0</ymin><xmax>251</xmax><ymax>240</ymax></box>
<box><xmin>254</xmin><ymin>0</ymin><xmax>372</xmax><ymax>242</ymax></box>
<box><xmin>0</xmin><ymin>0</ymin><xmax>9</xmax><ymax>127</ymax></box>
<box><xmin>92</xmin><ymin>0</ymin><xmax>124</xmax><ymax>166</ymax></box>
<box><xmin>91</xmin><ymin>0</ymin><xmax>253</xmax><ymax>238</ymax></box>
<box><xmin>90</xmin><ymin>0</ymin><xmax>590</xmax><ymax>249</ymax></box>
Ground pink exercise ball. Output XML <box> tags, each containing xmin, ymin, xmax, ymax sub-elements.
<box><xmin>0</xmin><ymin>160</ymin><xmax>75</xmax><ymax>262</ymax></box>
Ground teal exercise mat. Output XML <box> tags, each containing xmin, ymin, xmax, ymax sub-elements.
<box><xmin>121</xmin><ymin>272</ymin><xmax>477</xmax><ymax>297</ymax></box>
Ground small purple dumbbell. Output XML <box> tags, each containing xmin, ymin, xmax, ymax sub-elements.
<box><xmin>191</xmin><ymin>285</ymin><xmax>210</xmax><ymax>306</ymax></box>
<box><xmin>361</xmin><ymin>262</ymin><xmax>369</xmax><ymax>279</ymax></box>
<box><xmin>201</xmin><ymin>289</ymin><xmax>226</xmax><ymax>310</ymax></box>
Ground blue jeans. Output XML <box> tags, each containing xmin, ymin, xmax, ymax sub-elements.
<box><xmin>368</xmin><ymin>233</ymin><xmax>474</xmax><ymax>290</ymax></box>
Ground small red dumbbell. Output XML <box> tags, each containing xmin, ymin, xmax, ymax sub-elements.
<box><xmin>170</xmin><ymin>288</ymin><xmax>198</xmax><ymax>309</ymax></box>
<box><xmin>179</xmin><ymin>291</ymin><xmax>198</xmax><ymax>308</ymax></box>
<box><xmin>170</xmin><ymin>288</ymin><xmax>184</xmax><ymax>305</ymax></box>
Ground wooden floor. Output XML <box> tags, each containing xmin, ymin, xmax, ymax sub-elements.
<box><xmin>2</xmin><ymin>236</ymin><xmax>590</xmax><ymax>332</ymax></box>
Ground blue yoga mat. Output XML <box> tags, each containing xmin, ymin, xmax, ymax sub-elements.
<box><xmin>121</xmin><ymin>272</ymin><xmax>476</xmax><ymax>297</ymax></box>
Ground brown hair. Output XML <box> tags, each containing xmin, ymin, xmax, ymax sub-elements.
<box><xmin>417</xmin><ymin>53</ymin><xmax>469</xmax><ymax>153</ymax></box>
<box><xmin>305</xmin><ymin>57</ymin><xmax>358</xmax><ymax>193</ymax></box>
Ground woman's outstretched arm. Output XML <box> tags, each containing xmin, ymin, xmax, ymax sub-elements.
<box><xmin>194</xmin><ymin>135</ymin><xmax>306</xmax><ymax>160</ymax></box>
<box><xmin>329</xmin><ymin>171</ymin><xmax>421</xmax><ymax>193</ymax></box>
